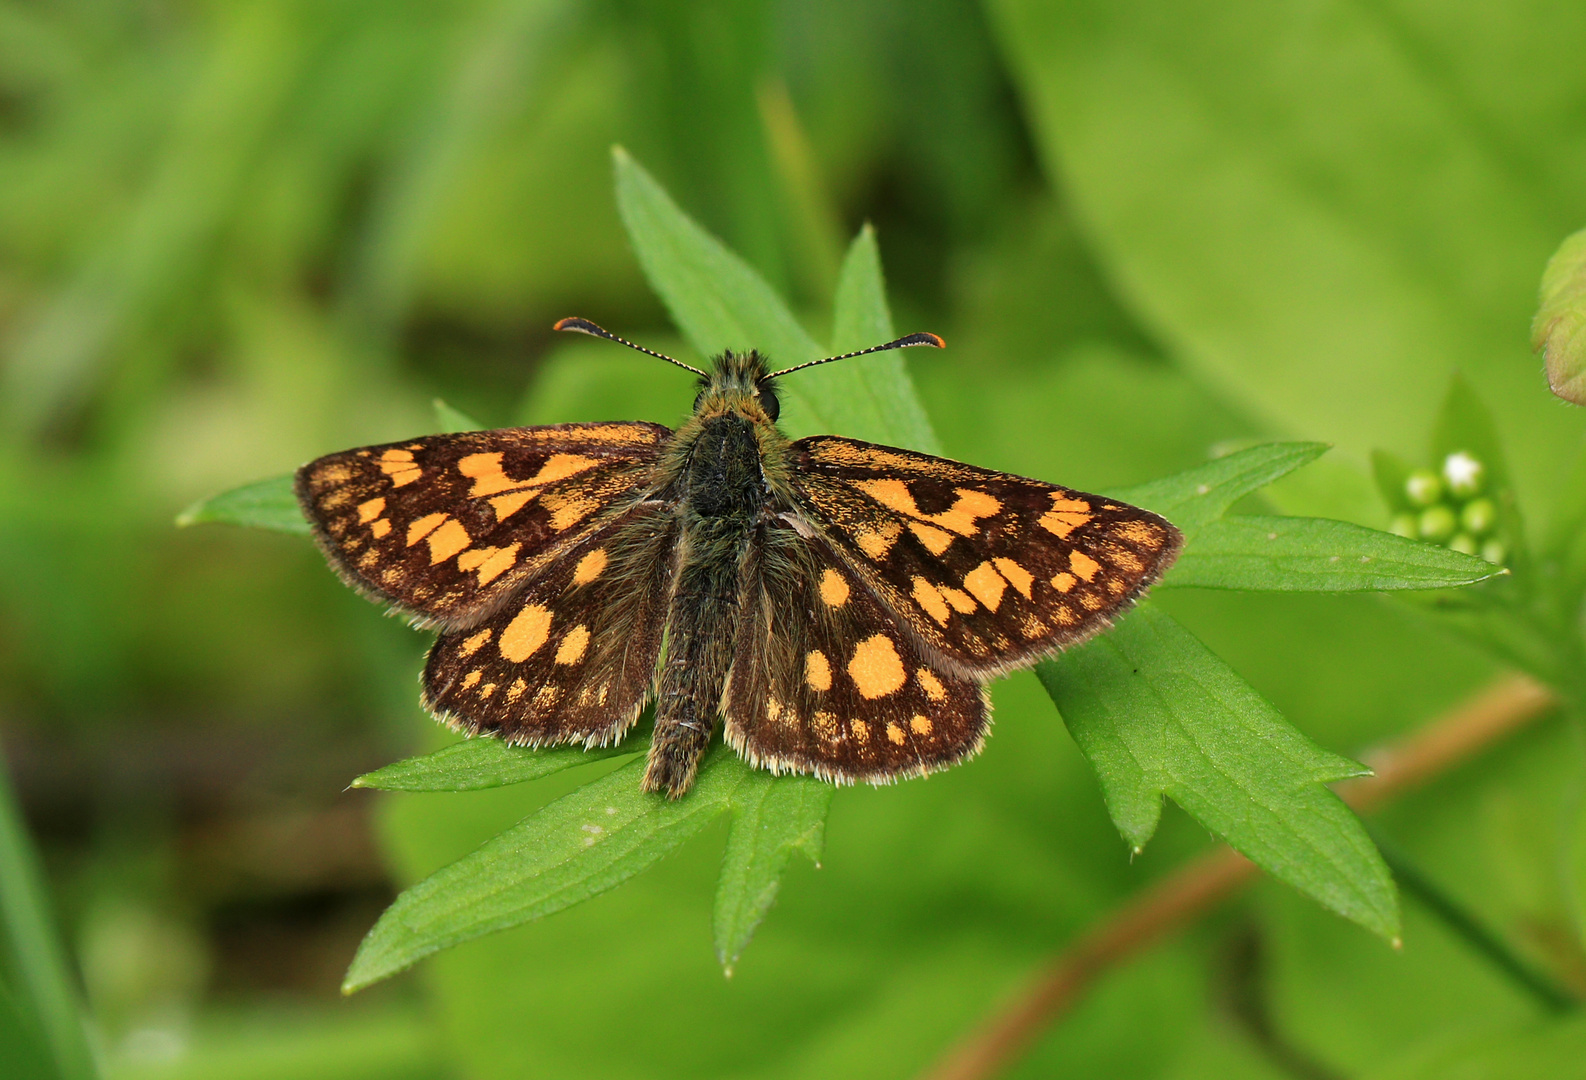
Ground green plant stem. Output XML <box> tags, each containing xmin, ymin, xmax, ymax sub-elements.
<box><xmin>1369</xmin><ymin>827</ymin><xmax>1577</xmax><ymax>1014</ymax></box>
<box><xmin>0</xmin><ymin>754</ymin><xmax>99</xmax><ymax>1080</ymax></box>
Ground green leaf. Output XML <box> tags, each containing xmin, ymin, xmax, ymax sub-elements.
<box><xmin>713</xmin><ymin>773</ymin><xmax>831</xmax><ymax>975</ymax></box>
<box><xmin>352</xmin><ymin>735</ymin><xmax>644</xmax><ymax>793</ymax></box>
<box><xmin>988</xmin><ymin>0</ymin><xmax>1581</xmax><ymax>524</ymax></box>
<box><xmin>826</xmin><ymin>224</ymin><xmax>940</xmax><ymax>453</ymax></box>
<box><xmin>1430</xmin><ymin>373</ymin><xmax>1512</xmax><ymax>501</ymax></box>
<box><xmin>344</xmin><ymin>747</ymin><xmax>742</xmax><ymax>994</ymax></box>
<box><xmin>1533</xmin><ymin>226</ymin><xmax>1586</xmax><ymax>406</ymax></box>
<box><xmin>1166</xmin><ymin>516</ymin><xmax>1502</xmax><ymax>591</ymax></box>
<box><xmin>1429</xmin><ymin>373</ymin><xmax>1526</xmax><ymax>571</ymax></box>
<box><xmin>175</xmin><ymin>474</ymin><xmax>307</xmax><ymax>535</ymax></box>
<box><xmin>1039</xmin><ymin>602</ymin><xmax>1398</xmax><ymax>940</ymax></box>
<box><xmin>1109</xmin><ymin>442</ymin><xmax>1328</xmax><ymax>536</ymax></box>
<box><xmin>613</xmin><ymin>148</ymin><xmax>936</xmax><ymax>451</ymax></box>
<box><xmin>1371</xmin><ymin>449</ymin><xmax>1416</xmax><ymax>515</ymax></box>
<box><xmin>433</xmin><ymin>398</ymin><xmax>485</xmax><ymax>433</ymax></box>
<box><xmin>0</xmin><ymin>754</ymin><xmax>97</xmax><ymax>1080</ymax></box>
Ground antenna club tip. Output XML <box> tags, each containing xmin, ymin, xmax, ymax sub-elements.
<box><xmin>554</xmin><ymin>316</ymin><xmax>602</xmax><ymax>335</ymax></box>
<box><xmin>915</xmin><ymin>332</ymin><xmax>946</xmax><ymax>349</ymax></box>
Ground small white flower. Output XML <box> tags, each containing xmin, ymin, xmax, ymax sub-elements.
<box><xmin>1442</xmin><ymin>452</ymin><xmax>1484</xmax><ymax>497</ymax></box>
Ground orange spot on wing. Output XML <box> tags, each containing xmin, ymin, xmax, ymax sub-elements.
<box><xmin>427</xmin><ymin>519</ymin><xmax>471</xmax><ymax>564</ymax></box>
<box><xmin>818</xmin><ymin>568</ymin><xmax>850</xmax><ymax>607</ymax></box>
<box><xmin>963</xmin><ymin>561</ymin><xmax>1007</xmax><ymax>611</ymax></box>
<box><xmin>912</xmin><ymin>577</ymin><xmax>951</xmax><ymax>625</ymax></box>
<box><xmin>490</xmin><ymin>490</ymin><xmax>537</xmax><ymax>520</ymax></box>
<box><xmin>849</xmin><ymin>635</ymin><xmax>905</xmax><ymax>699</ymax></box>
<box><xmin>908</xmin><ymin>521</ymin><xmax>954</xmax><ymax>554</ymax></box>
<box><xmin>993</xmin><ymin>558</ymin><xmax>1034</xmax><ymax>598</ymax></box>
<box><xmin>407</xmin><ymin>513</ymin><xmax>447</xmax><ymax>546</ymax></box>
<box><xmin>1069</xmin><ymin>551</ymin><xmax>1101</xmax><ymax>581</ymax></box>
<box><xmin>499</xmin><ymin>603</ymin><xmax>552</xmax><ymax>661</ymax></box>
<box><xmin>572</xmin><ymin>549</ymin><xmax>608</xmax><ymax>586</ymax></box>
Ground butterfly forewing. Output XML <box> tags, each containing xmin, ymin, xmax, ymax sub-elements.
<box><xmin>424</xmin><ymin>501</ymin><xmax>677</xmax><ymax>747</ymax></box>
<box><xmin>295</xmin><ymin>422</ymin><xmax>670</xmax><ymax>628</ymax></box>
<box><xmin>723</xmin><ymin>526</ymin><xmax>989</xmax><ymax>783</ymax></box>
<box><xmin>788</xmin><ymin>436</ymin><xmax>1182</xmax><ymax>676</ymax></box>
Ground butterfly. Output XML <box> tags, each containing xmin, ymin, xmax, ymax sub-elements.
<box><xmin>295</xmin><ymin>319</ymin><xmax>1183</xmax><ymax>797</ymax></box>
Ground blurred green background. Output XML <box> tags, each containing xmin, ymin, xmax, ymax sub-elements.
<box><xmin>2</xmin><ymin>1</ymin><xmax>1585</xmax><ymax>1077</ymax></box>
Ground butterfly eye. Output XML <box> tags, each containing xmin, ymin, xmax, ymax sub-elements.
<box><xmin>758</xmin><ymin>385</ymin><xmax>780</xmax><ymax>421</ymax></box>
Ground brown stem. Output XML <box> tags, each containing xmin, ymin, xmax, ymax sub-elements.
<box><xmin>919</xmin><ymin>674</ymin><xmax>1558</xmax><ymax>1080</ymax></box>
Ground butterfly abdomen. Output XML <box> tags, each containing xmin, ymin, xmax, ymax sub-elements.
<box><xmin>646</xmin><ymin>413</ymin><xmax>772</xmax><ymax>796</ymax></box>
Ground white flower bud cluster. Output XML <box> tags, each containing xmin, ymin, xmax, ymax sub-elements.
<box><xmin>1389</xmin><ymin>452</ymin><xmax>1504</xmax><ymax>564</ymax></box>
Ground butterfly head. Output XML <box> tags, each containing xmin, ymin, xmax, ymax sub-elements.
<box><xmin>693</xmin><ymin>350</ymin><xmax>781</xmax><ymax>423</ymax></box>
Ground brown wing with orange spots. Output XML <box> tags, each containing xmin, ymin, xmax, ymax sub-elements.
<box><xmin>295</xmin><ymin>422</ymin><xmax>670</xmax><ymax>630</ymax></box>
<box><xmin>722</xmin><ymin>526</ymin><xmax>989</xmax><ymax>784</ymax></box>
<box><xmin>787</xmin><ymin>436</ymin><xmax>1182</xmax><ymax>678</ymax></box>
<box><xmin>423</xmin><ymin>500</ymin><xmax>676</xmax><ymax>747</ymax></box>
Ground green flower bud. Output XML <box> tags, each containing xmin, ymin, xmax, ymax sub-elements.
<box><xmin>1442</xmin><ymin>451</ymin><xmax>1485</xmax><ymax>498</ymax></box>
<box><xmin>1480</xmin><ymin>538</ymin><xmax>1506</xmax><ymax>565</ymax></box>
<box><xmin>1418</xmin><ymin>505</ymin><xmax>1457</xmax><ymax>541</ymax></box>
<box><xmin>1389</xmin><ymin>513</ymin><xmax>1419</xmax><ymax>538</ymax></box>
<box><xmin>1406</xmin><ymin>469</ymin><xmax>1443</xmax><ymax>506</ymax></box>
<box><xmin>1460</xmin><ymin>497</ymin><xmax>1496</xmax><ymax>536</ymax></box>
<box><xmin>1448</xmin><ymin>533</ymin><xmax>1478</xmax><ymax>556</ymax></box>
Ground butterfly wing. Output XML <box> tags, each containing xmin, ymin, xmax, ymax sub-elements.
<box><xmin>423</xmin><ymin>499</ymin><xmax>677</xmax><ymax>747</ymax></box>
<box><xmin>722</xmin><ymin>525</ymin><xmax>989</xmax><ymax>783</ymax></box>
<box><xmin>787</xmin><ymin>436</ymin><xmax>1182</xmax><ymax>678</ymax></box>
<box><xmin>295</xmin><ymin>422</ymin><xmax>670</xmax><ymax>629</ymax></box>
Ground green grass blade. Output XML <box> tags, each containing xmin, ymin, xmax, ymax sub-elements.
<box><xmin>0</xmin><ymin>755</ymin><xmax>98</xmax><ymax>1080</ymax></box>
<box><xmin>1040</xmin><ymin>602</ymin><xmax>1397</xmax><ymax>940</ymax></box>
<box><xmin>175</xmin><ymin>475</ymin><xmax>307</xmax><ymax>535</ymax></box>
<box><xmin>1109</xmin><ymin>442</ymin><xmax>1329</xmax><ymax>536</ymax></box>
<box><xmin>1167</xmin><ymin>515</ymin><xmax>1503</xmax><ymax>591</ymax></box>
<box><xmin>352</xmin><ymin>735</ymin><xmax>644</xmax><ymax>793</ymax></box>
<box><xmin>713</xmin><ymin>773</ymin><xmax>831</xmax><ymax>975</ymax></box>
<box><xmin>343</xmin><ymin>749</ymin><xmax>741</xmax><ymax>993</ymax></box>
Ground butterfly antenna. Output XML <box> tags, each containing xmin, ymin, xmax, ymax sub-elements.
<box><xmin>553</xmin><ymin>317</ymin><xmax>709</xmax><ymax>378</ymax></box>
<box><xmin>763</xmin><ymin>332</ymin><xmax>945</xmax><ymax>380</ymax></box>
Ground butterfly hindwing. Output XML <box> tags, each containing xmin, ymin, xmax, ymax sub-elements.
<box><xmin>788</xmin><ymin>436</ymin><xmax>1182</xmax><ymax>676</ymax></box>
<box><xmin>295</xmin><ymin>422</ymin><xmax>670</xmax><ymax>628</ymax></box>
<box><xmin>423</xmin><ymin>501</ymin><xmax>678</xmax><ymax>747</ymax></box>
<box><xmin>722</xmin><ymin>526</ymin><xmax>989</xmax><ymax>783</ymax></box>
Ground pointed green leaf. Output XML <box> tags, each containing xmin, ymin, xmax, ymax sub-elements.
<box><xmin>1039</xmin><ymin>602</ymin><xmax>1397</xmax><ymax>939</ymax></box>
<box><xmin>827</xmin><ymin>224</ymin><xmax>940</xmax><ymax>453</ymax></box>
<box><xmin>352</xmin><ymin>735</ymin><xmax>644</xmax><ymax>793</ymax></box>
<box><xmin>1431</xmin><ymin>373</ymin><xmax>1512</xmax><ymax>498</ymax></box>
<box><xmin>1167</xmin><ymin>516</ymin><xmax>1502</xmax><ymax>591</ymax></box>
<box><xmin>613</xmin><ymin>149</ymin><xmax>935</xmax><ymax>451</ymax></box>
<box><xmin>176</xmin><ymin>475</ymin><xmax>307</xmax><ymax>535</ymax></box>
<box><xmin>433</xmin><ymin>398</ymin><xmax>485</xmax><ymax>433</ymax></box>
<box><xmin>713</xmin><ymin>773</ymin><xmax>831</xmax><ymax>975</ymax></box>
<box><xmin>1109</xmin><ymin>442</ymin><xmax>1329</xmax><ymax>536</ymax></box>
<box><xmin>1534</xmin><ymin>226</ymin><xmax>1586</xmax><ymax>406</ymax></box>
<box><xmin>1370</xmin><ymin>448</ymin><xmax>1416</xmax><ymax>515</ymax></box>
<box><xmin>343</xmin><ymin>748</ymin><xmax>742</xmax><ymax>993</ymax></box>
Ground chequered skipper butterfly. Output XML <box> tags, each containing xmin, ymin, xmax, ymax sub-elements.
<box><xmin>296</xmin><ymin>320</ymin><xmax>1182</xmax><ymax>797</ymax></box>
